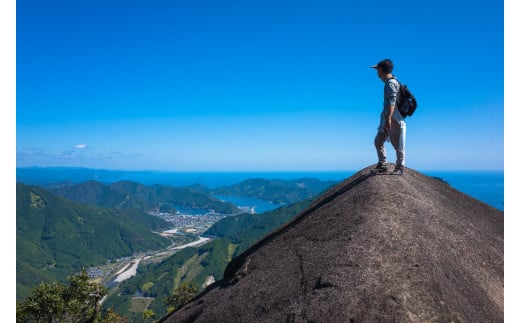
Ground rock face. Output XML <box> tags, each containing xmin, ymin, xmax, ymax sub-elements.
<box><xmin>161</xmin><ymin>166</ymin><xmax>503</xmax><ymax>322</ymax></box>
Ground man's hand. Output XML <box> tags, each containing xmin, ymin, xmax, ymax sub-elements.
<box><xmin>385</xmin><ymin>104</ymin><xmax>395</xmax><ymax>131</ymax></box>
<box><xmin>385</xmin><ymin>117</ymin><xmax>392</xmax><ymax>131</ymax></box>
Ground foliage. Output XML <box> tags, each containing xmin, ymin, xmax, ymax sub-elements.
<box><xmin>48</xmin><ymin>180</ymin><xmax>240</xmax><ymax>214</ymax></box>
<box><xmin>141</xmin><ymin>309</ymin><xmax>155</xmax><ymax>321</ymax></box>
<box><xmin>159</xmin><ymin>204</ymin><xmax>173</xmax><ymax>213</ymax></box>
<box><xmin>102</xmin><ymin>308</ymin><xmax>128</xmax><ymax>323</ymax></box>
<box><xmin>16</xmin><ymin>282</ymin><xmax>66</xmax><ymax>322</ymax></box>
<box><xmin>16</xmin><ymin>269</ymin><xmax>107</xmax><ymax>323</ymax></box>
<box><xmin>102</xmin><ymin>238</ymin><xmax>235</xmax><ymax>318</ymax></box>
<box><xmin>18</xmin><ymin>177</ymin><xmax>330</xmax><ymax>321</ymax></box>
<box><xmin>16</xmin><ymin>183</ymin><xmax>172</xmax><ymax>301</ymax></box>
<box><xmin>164</xmin><ymin>281</ymin><xmax>199</xmax><ymax>312</ymax></box>
<box><xmin>211</xmin><ymin>178</ymin><xmax>337</xmax><ymax>204</ymax></box>
<box><xmin>103</xmin><ymin>199</ymin><xmax>314</xmax><ymax>319</ymax></box>
<box><xmin>431</xmin><ymin>176</ymin><xmax>451</xmax><ymax>185</ymax></box>
<box><xmin>205</xmin><ymin>198</ymin><xmax>313</xmax><ymax>242</ymax></box>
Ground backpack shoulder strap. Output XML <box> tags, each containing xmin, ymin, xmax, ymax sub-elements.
<box><xmin>389</xmin><ymin>76</ymin><xmax>400</xmax><ymax>84</ymax></box>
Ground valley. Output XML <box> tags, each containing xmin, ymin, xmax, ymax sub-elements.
<box><xmin>89</xmin><ymin>209</ymin><xmax>227</xmax><ymax>290</ymax></box>
<box><xmin>102</xmin><ymin>233</ymin><xmax>213</xmax><ymax>289</ymax></box>
<box><xmin>16</xmin><ymin>173</ymin><xmax>338</xmax><ymax>321</ymax></box>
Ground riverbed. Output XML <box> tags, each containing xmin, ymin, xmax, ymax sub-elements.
<box><xmin>106</xmin><ymin>235</ymin><xmax>212</xmax><ymax>287</ymax></box>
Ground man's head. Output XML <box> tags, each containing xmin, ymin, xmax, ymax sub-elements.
<box><xmin>371</xmin><ymin>58</ymin><xmax>393</xmax><ymax>81</ymax></box>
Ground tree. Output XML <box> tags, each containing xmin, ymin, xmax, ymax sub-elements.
<box><xmin>64</xmin><ymin>269</ymin><xmax>106</xmax><ymax>322</ymax></box>
<box><xmin>101</xmin><ymin>308</ymin><xmax>128</xmax><ymax>323</ymax></box>
<box><xmin>16</xmin><ymin>282</ymin><xmax>66</xmax><ymax>322</ymax></box>
<box><xmin>164</xmin><ymin>281</ymin><xmax>199</xmax><ymax>312</ymax></box>
<box><xmin>16</xmin><ymin>269</ymin><xmax>108</xmax><ymax>323</ymax></box>
<box><xmin>142</xmin><ymin>309</ymin><xmax>155</xmax><ymax>321</ymax></box>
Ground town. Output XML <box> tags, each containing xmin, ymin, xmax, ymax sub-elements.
<box><xmin>148</xmin><ymin>209</ymin><xmax>231</xmax><ymax>235</ymax></box>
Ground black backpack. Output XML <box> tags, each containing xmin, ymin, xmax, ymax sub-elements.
<box><xmin>393</xmin><ymin>78</ymin><xmax>417</xmax><ymax>118</ymax></box>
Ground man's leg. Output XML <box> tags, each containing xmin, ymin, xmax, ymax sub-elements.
<box><xmin>374</xmin><ymin>130</ymin><xmax>388</xmax><ymax>165</ymax></box>
<box><xmin>389</xmin><ymin>121</ymin><xmax>406</xmax><ymax>168</ymax></box>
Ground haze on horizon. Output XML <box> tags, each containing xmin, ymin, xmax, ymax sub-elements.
<box><xmin>16</xmin><ymin>0</ymin><xmax>504</xmax><ymax>172</ymax></box>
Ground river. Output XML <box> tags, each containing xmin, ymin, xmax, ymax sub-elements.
<box><xmin>105</xmin><ymin>235</ymin><xmax>211</xmax><ymax>288</ymax></box>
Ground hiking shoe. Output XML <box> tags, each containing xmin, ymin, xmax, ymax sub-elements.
<box><xmin>372</xmin><ymin>162</ymin><xmax>388</xmax><ymax>173</ymax></box>
<box><xmin>392</xmin><ymin>166</ymin><xmax>404</xmax><ymax>175</ymax></box>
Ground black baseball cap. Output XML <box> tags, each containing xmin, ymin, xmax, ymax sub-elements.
<box><xmin>370</xmin><ymin>59</ymin><xmax>393</xmax><ymax>73</ymax></box>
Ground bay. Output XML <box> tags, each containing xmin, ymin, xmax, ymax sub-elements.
<box><xmin>17</xmin><ymin>167</ymin><xmax>504</xmax><ymax>211</ymax></box>
<box><xmin>213</xmin><ymin>195</ymin><xmax>283</xmax><ymax>214</ymax></box>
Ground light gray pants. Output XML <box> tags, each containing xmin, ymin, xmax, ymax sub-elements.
<box><xmin>374</xmin><ymin>119</ymin><xmax>406</xmax><ymax>168</ymax></box>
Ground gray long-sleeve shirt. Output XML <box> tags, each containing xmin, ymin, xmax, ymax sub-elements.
<box><xmin>379</xmin><ymin>78</ymin><xmax>405</xmax><ymax>132</ymax></box>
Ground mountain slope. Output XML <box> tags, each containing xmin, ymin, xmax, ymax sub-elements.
<box><xmin>211</xmin><ymin>178</ymin><xmax>337</xmax><ymax>204</ymax></box>
<box><xmin>203</xmin><ymin>198</ymin><xmax>312</xmax><ymax>256</ymax></box>
<box><xmin>162</xmin><ymin>166</ymin><xmax>503</xmax><ymax>322</ymax></box>
<box><xmin>103</xmin><ymin>199</ymin><xmax>313</xmax><ymax>318</ymax></box>
<box><xmin>16</xmin><ymin>183</ymin><xmax>172</xmax><ymax>300</ymax></box>
<box><xmin>49</xmin><ymin>180</ymin><xmax>240</xmax><ymax>214</ymax></box>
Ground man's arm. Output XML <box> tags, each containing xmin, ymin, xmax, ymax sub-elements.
<box><xmin>385</xmin><ymin>80</ymin><xmax>399</xmax><ymax>130</ymax></box>
<box><xmin>385</xmin><ymin>104</ymin><xmax>395</xmax><ymax>130</ymax></box>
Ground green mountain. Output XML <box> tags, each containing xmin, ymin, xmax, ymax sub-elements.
<box><xmin>103</xmin><ymin>199</ymin><xmax>312</xmax><ymax>319</ymax></box>
<box><xmin>203</xmin><ymin>198</ymin><xmax>313</xmax><ymax>255</ymax></box>
<box><xmin>49</xmin><ymin>180</ymin><xmax>240</xmax><ymax>214</ymax></box>
<box><xmin>211</xmin><ymin>178</ymin><xmax>337</xmax><ymax>204</ymax></box>
<box><xmin>103</xmin><ymin>238</ymin><xmax>236</xmax><ymax>320</ymax></box>
<box><xmin>16</xmin><ymin>183</ymin><xmax>172</xmax><ymax>301</ymax></box>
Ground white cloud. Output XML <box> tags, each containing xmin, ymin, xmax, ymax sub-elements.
<box><xmin>74</xmin><ymin>144</ymin><xmax>87</xmax><ymax>149</ymax></box>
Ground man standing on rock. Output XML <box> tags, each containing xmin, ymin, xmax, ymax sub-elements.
<box><xmin>371</xmin><ymin>58</ymin><xmax>406</xmax><ymax>175</ymax></box>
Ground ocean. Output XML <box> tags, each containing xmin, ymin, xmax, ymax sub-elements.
<box><xmin>16</xmin><ymin>168</ymin><xmax>504</xmax><ymax>211</ymax></box>
<box><xmin>212</xmin><ymin>171</ymin><xmax>504</xmax><ymax>212</ymax></box>
<box><xmin>421</xmin><ymin>170</ymin><xmax>504</xmax><ymax>211</ymax></box>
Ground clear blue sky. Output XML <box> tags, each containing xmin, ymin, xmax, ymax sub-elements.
<box><xmin>15</xmin><ymin>0</ymin><xmax>504</xmax><ymax>171</ymax></box>
<box><xmin>3</xmin><ymin>2</ymin><xmax>516</xmax><ymax>319</ymax></box>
